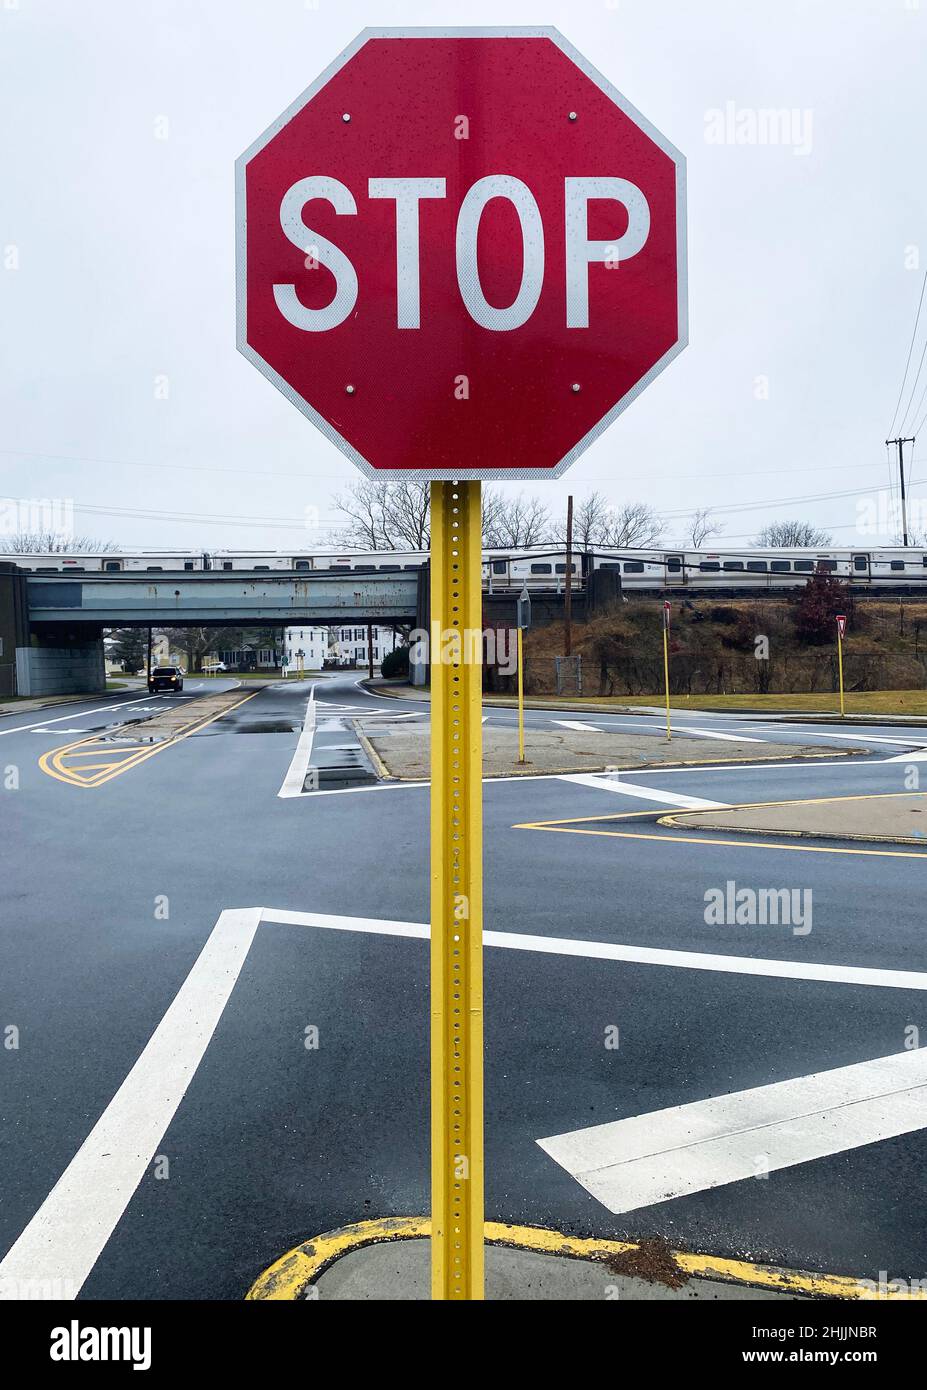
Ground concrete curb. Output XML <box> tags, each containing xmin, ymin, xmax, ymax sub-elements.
<box><xmin>244</xmin><ymin>1215</ymin><xmax>911</xmax><ymax>1302</ymax></box>
<box><xmin>659</xmin><ymin>806</ymin><xmax>927</xmax><ymax>848</ymax></box>
<box><xmin>362</xmin><ymin>681</ymin><xmax>927</xmax><ymax>727</ymax></box>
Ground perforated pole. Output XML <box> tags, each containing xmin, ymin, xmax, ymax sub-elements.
<box><xmin>430</xmin><ymin>481</ymin><xmax>484</xmax><ymax>1300</ymax></box>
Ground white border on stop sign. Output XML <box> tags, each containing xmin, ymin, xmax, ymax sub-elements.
<box><xmin>235</xmin><ymin>26</ymin><xmax>688</xmax><ymax>481</ymax></box>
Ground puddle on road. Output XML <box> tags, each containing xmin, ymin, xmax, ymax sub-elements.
<box><xmin>231</xmin><ymin>720</ymin><xmax>301</xmax><ymax>733</ymax></box>
<box><xmin>309</xmin><ymin>745</ymin><xmax>377</xmax><ymax>790</ymax></box>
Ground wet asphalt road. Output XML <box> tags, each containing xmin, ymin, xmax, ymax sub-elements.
<box><xmin>3</xmin><ymin>674</ymin><xmax>927</xmax><ymax>1298</ymax></box>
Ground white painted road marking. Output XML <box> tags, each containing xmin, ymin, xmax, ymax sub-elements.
<box><xmin>558</xmin><ymin>773</ymin><xmax>729</xmax><ymax>810</ymax></box>
<box><xmin>0</xmin><ymin>907</ymin><xmax>263</xmax><ymax>1301</ymax></box>
<box><xmin>0</xmin><ymin>693</ymin><xmax>168</xmax><ymax>738</ymax></box>
<box><xmin>537</xmin><ymin>1050</ymin><xmax>927</xmax><ymax>1215</ymax></box>
<box><xmin>7</xmin><ymin>905</ymin><xmax>927</xmax><ymax>1298</ymax></box>
<box><xmin>553</xmin><ymin>719</ymin><xmax>604</xmax><ymax>732</ymax></box>
<box><xmin>277</xmin><ymin>686</ymin><xmax>317</xmax><ymax>798</ymax></box>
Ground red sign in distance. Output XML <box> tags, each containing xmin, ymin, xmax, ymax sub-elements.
<box><xmin>236</xmin><ymin>27</ymin><xmax>687</xmax><ymax>479</ymax></box>
<box><xmin>836</xmin><ymin>614</ymin><xmax>847</xmax><ymax>638</ymax></box>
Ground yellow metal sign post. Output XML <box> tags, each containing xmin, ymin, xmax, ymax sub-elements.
<box><xmin>516</xmin><ymin>584</ymin><xmax>530</xmax><ymax>765</ymax></box>
<box><xmin>662</xmin><ymin>600</ymin><xmax>672</xmax><ymax>741</ymax></box>
<box><xmin>430</xmin><ymin>481</ymin><xmax>485</xmax><ymax>1300</ymax></box>
<box><xmin>517</xmin><ymin>628</ymin><xmax>526</xmax><ymax>764</ymax></box>
<box><xmin>836</xmin><ymin>614</ymin><xmax>846</xmax><ymax>717</ymax></box>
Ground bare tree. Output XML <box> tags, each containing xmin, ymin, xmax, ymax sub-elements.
<box><xmin>562</xmin><ymin>492</ymin><xmax>614</xmax><ymax>547</ymax></box>
<box><xmin>482</xmin><ymin>492</ymin><xmax>552</xmax><ymax>546</ymax></box>
<box><xmin>554</xmin><ymin>493</ymin><xmax>664</xmax><ymax>549</ymax></box>
<box><xmin>1</xmin><ymin>532</ymin><xmax>119</xmax><ymax>553</ymax></box>
<box><xmin>602</xmin><ymin>501</ymin><xmax>665</xmax><ymax>548</ymax></box>
<box><xmin>685</xmin><ymin>508</ymin><xmax>725</xmax><ymax>547</ymax></box>
<box><xmin>754</xmin><ymin>520</ymin><xmax>832</xmax><ymax>547</ymax></box>
<box><xmin>332</xmin><ymin>479</ymin><xmax>553</xmax><ymax>549</ymax></box>
<box><xmin>330</xmin><ymin>478</ymin><xmax>431</xmax><ymax>549</ymax></box>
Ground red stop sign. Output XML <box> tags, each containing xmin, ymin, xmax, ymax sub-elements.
<box><xmin>236</xmin><ymin>28</ymin><xmax>687</xmax><ymax>479</ymax></box>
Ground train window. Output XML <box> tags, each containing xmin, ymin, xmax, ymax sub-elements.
<box><xmin>793</xmin><ymin>561</ymin><xmax>814</xmax><ymax>572</ymax></box>
<box><xmin>65</xmin><ymin>566</ymin><xmax>85</xmax><ymax>572</ymax></box>
<box><xmin>530</xmin><ymin>563</ymin><xmax>552</xmax><ymax>574</ymax></box>
<box><xmin>771</xmin><ymin>560</ymin><xmax>791</xmax><ymax>572</ymax></box>
<box><xmin>103</xmin><ymin>561</ymin><xmax>121</xmax><ymax>572</ymax></box>
<box><xmin>403</xmin><ymin>564</ymin><xmax>421</xmax><ymax>570</ymax></box>
<box><xmin>294</xmin><ymin>561</ymin><xmax>311</xmax><ymax>571</ymax></box>
<box><xmin>891</xmin><ymin>560</ymin><xmax>905</xmax><ymax>571</ymax></box>
<box><xmin>378</xmin><ymin>564</ymin><xmax>401</xmax><ymax>572</ymax></box>
<box><xmin>254</xmin><ymin>565</ymin><xmax>270</xmax><ymax>571</ymax></box>
<box><xmin>146</xmin><ymin>566</ymin><xmax>163</xmax><ymax>571</ymax></box>
<box><xmin>36</xmin><ymin>566</ymin><xmax>58</xmax><ymax>572</ymax></box>
<box><xmin>353</xmin><ymin>565</ymin><xmax>376</xmax><ymax>573</ymax></box>
<box><xmin>599</xmin><ymin>562</ymin><xmax>621</xmax><ymax>570</ymax></box>
<box><xmin>554</xmin><ymin>563</ymin><xmax>577</xmax><ymax>574</ymax></box>
<box><xmin>817</xmin><ymin>560</ymin><xmax>837</xmax><ymax>572</ymax></box>
<box><xmin>723</xmin><ymin>561</ymin><xmax>744</xmax><ymax>571</ymax></box>
<box><xmin>623</xmin><ymin>561</ymin><xmax>645</xmax><ymax>573</ymax></box>
<box><xmin>854</xmin><ymin>556</ymin><xmax>869</xmax><ymax>571</ymax></box>
<box><xmin>747</xmin><ymin>561</ymin><xmax>768</xmax><ymax>572</ymax></box>
<box><xmin>666</xmin><ymin>557</ymin><xmax>682</xmax><ymax>572</ymax></box>
<box><xmin>492</xmin><ymin>561</ymin><xmax>507</xmax><ymax>574</ymax></box>
<box><xmin>699</xmin><ymin>561</ymin><xmax>721</xmax><ymax>572</ymax></box>
<box><xmin>222</xmin><ymin>562</ymin><xmax>233</xmax><ymax>570</ymax></box>
<box><xmin>183</xmin><ymin>561</ymin><xmax>194</xmax><ymax>571</ymax></box>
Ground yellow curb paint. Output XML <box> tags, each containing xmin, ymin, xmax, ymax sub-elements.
<box><xmin>514</xmin><ymin>822</ymin><xmax>927</xmax><ymax>859</ymax></box>
<box><xmin>514</xmin><ymin>791</ymin><xmax>927</xmax><ymax>858</ymax></box>
<box><xmin>39</xmin><ymin>691</ymin><xmax>259</xmax><ymax>788</ymax></box>
<box><xmin>244</xmin><ymin>1216</ymin><xmax>922</xmax><ymax>1301</ymax></box>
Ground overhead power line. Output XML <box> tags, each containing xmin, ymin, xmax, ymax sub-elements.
<box><xmin>888</xmin><ymin>271</ymin><xmax>927</xmax><ymax>437</ymax></box>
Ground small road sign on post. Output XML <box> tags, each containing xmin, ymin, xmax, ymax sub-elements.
<box><xmin>516</xmin><ymin>586</ymin><xmax>531</xmax><ymax>764</ymax></box>
<box><xmin>836</xmin><ymin>614</ymin><xmax>847</xmax><ymax>717</ymax></box>
<box><xmin>237</xmin><ymin>26</ymin><xmax>686</xmax><ymax>1302</ymax></box>
<box><xmin>662</xmin><ymin>601</ymin><xmax>672</xmax><ymax>740</ymax></box>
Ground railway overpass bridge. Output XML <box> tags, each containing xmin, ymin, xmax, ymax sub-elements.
<box><xmin>1</xmin><ymin>563</ymin><xmax>616</xmax><ymax>697</ymax></box>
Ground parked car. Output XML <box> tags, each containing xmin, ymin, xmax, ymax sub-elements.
<box><xmin>148</xmin><ymin>666</ymin><xmax>184</xmax><ymax>693</ymax></box>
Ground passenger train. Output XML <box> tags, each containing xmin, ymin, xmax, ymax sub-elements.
<box><xmin>10</xmin><ymin>547</ymin><xmax>927</xmax><ymax>593</ymax></box>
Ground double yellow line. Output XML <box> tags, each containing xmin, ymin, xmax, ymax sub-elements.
<box><xmin>39</xmin><ymin>691</ymin><xmax>259</xmax><ymax>788</ymax></box>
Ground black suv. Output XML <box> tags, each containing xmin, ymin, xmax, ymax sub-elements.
<box><xmin>148</xmin><ymin>666</ymin><xmax>184</xmax><ymax>694</ymax></box>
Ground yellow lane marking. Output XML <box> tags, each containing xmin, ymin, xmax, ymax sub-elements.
<box><xmin>245</xmin><ymin>1215</ymin><xmax>922</xmax><ymax>1300</ymax></box>
<box><xmin>514</xmin><ymin>791</ymin><xmax>927</xmax><ymax>858</ymax></box>
<box><xmin>515</xmin><ymin>822</ymin><xmax>927</xmax><ymax>859</ymax></box>
<box><xmin>517</xmin><ymin>790</ymin><xmax>927</xmax><ymax>832</ymax></box>
<box><xmin>39</xmin><ymin>691</ymin><xmax>259</xmax><ymax>788</ymax></box>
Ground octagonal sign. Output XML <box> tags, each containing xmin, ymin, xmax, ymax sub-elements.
<box><xmin>236</xmin><ymin>27</ymin><xmax>687</xmax><ymax>479</ymax></box>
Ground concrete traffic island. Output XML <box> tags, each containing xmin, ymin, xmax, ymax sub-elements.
<box><xmin>355</xmin><ymin>717</ymin><xmax>861</xmax><ymax>781</ymax></box>
<box><xmin>244</xmin><ymin>1216</ymin><xmax>904</xmax><ymax>1300</ymax></box>
<box><xmin>664</xmin><ymin>792</ymin><xmax>927</xmax><ymax>845</ymax></box>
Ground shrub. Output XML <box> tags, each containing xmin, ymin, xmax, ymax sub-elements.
<box><xmin>381</xmin><ymin>645</ymin><xmax>410</xmax><ymax>678</ymax></box>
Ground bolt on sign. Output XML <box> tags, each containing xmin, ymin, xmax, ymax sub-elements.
<box><xmin>236</xmin><ymin>27</ymin><xmax>687</xmax><ymax>1302</ymax></box>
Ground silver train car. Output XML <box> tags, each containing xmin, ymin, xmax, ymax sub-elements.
<box><xmin>10</xmin><ymin>546</ymin><xmax>927</xmax><ymax>592</ymax></box>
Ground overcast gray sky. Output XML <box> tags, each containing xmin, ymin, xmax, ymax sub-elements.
<box><xmin>2</xmin><ymin>0</ymin><xmax>926</xmax><ymax>552</ymax></box>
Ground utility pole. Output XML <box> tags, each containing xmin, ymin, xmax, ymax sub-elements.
<box><xmin>564</xmin><ymin>494</ymin><xmax>573</xmax><ymax>657</ymax></box>
<box><xmin>886</xmin><ymin>436</ymin><xmax>916</xmax><ymax>545</ymax></box>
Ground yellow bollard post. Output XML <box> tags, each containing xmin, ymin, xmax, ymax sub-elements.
<box><xmin>517</xmin><ymin>627</ymin><xmax>526</xmax><ymax>764</ymax></box>
<box><xmin>430</xmin><ymin>480</ymin><xmax>484</xmax><ymax>1301</ymax></box>
<box><xmin>662</xmin><ymin>600</ymin><xmax>672</xmax><ymax>741</ymax></box>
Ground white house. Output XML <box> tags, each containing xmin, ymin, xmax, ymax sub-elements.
<box><xmin>282</xmin><ymin>626</ymin><xmax>330</xmax><ymax>671</ymax></box>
